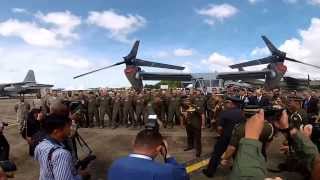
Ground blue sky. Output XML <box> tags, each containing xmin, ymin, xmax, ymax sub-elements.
<box><xmin>0</xmin><ymin>0</ymin><xmax>319</xmax><ymax>89</ymax></box>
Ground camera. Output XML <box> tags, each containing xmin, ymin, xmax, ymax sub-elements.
<box><xmin>75</xmin><ymin>154</ymin><xmax>96</xmax><ymax>170</ymax></box>
<box><xmin>144</xmin><ymin>102</ymin><xmax>160</xmax><ymax>132</ymax></box>
<box><xmin>0</xmin><ymin>160</ymin><xmax>17</xmax><ymax>178</ymax></box>
<box><xmin>145</xmin><ymin>114</ymin><xmax>159</xmax><ymax>132</ymax></box>
<box><xmin>243</xmin><ymin>105</ymin><xmax>284</xmax><ymax>121</ymax></box>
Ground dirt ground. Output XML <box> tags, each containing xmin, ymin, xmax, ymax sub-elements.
<box><xmin>0</xmin><ymin>99</ymin><xmax>304</xmax><ymax>180</ymax></box>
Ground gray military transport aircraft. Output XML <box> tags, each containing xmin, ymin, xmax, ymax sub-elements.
<box><xmin>217</xmin><ymin>36</ymin><xmax>320</xmax><ymax>90</ymax></box>
<box><xmin>0</xmin><ymin>70</ymin><xmax>53</xmax><ymax>97</ymax></box>
<box><xmin>74</xmin><ymin>41</ymin><xmax>192</xmax><ymax>92</ymax></box>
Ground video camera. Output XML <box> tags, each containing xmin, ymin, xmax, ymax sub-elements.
<box><xmin>145</xmin><ymin>114</ymin><xmax>159</xmax><ymax>132</ymax></box>
<box><xmin>75</xmin><ymin>154</ymin><xmax>96</xmax><ymax>170</ymax></box>
<box><xmin>0</xmin><ymin>160</ymin><xmax>17</xmax><ymax>178</ymax></box>
<box><xmin>243</xmin><ymin>105</ymin><xmax>284</xmax><ymax>122</ymax></box>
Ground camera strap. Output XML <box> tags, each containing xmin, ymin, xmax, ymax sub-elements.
<box><xmin>45</xmin><ymin>137</ymin><xmax>66</xmax><ymax>178</ymax></box>
<box><xmin>47</xmin><ymin>146</ymin><xmax>61</xmax><ymax>179</ymax></box>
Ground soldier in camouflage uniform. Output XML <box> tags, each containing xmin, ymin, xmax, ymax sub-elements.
<box><xmin>122</xmin><ymin>91</ymin><xmax>135</xmax><ymax>127</ymax></box>
<box><xmin>287</xmin><ymin>96</ymin><xmax>309</xmax><ymax>128</ymax></box>
<box><xmin>135</xmin><ymin>92</ymin><xmax>145</xmax><ymax>128</ymax></box>
<box><xmin>98</xmin><ymin>90</ymin><xmax>112</xmax><ymax>128</ymax></box>
<box><xmin>111</xmin><ymin>92</ymin><xmax>122</xmax><ymax>129</ymax></box>
<box><xmin>14</xmin><ymin>97</ymin><xmax>30</xmax><ymax>131</ymax></box>
<box><xmin>181</xmin><ymin>97</ymin><xmax>203</xmax><ymax>157</ymax></box>
<box><xmin>88</xmin><ymin>92</ymin><xmax>100</xmax><ymax>127</ymax></box>
<box><xmin>221</xmin><ymin>109</ymin><xmax>274</xmax><ymax>162</ymax></box>
<box><xmin>191</xmin><ymin>89</ymin><xmax>206</xmax><ymax>129</ymax></box>
<box><xmin>167</xmin><ymin>90</ymin><xmax>181</xmax><ymax>128</ymax></box>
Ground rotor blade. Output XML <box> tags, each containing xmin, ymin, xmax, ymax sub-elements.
<box><xmin>229</xmin><ymin>56</ymin><xmax>275</xmax><ymax>69</ymax></box>
<box><xmin>125</xmin><ymin>40</ymin><xmax>140</xmax><ymax>60</ymax></box>
<box><xmin>261</xmin><ymin>35</ymin><xmax>281</xmax><ymax>55</ymax></box>
<box><xmin>135</xmin><ymin>59</ymin><xmax>185</xmax><ymax>70</ymax></box>
<box><xmin>285</xmin><ymin>57</ymin><xmax>320</xmax><ymax>69</ymax></box>
<box><xmin>73</xmin><ymin>61</ymin><xmax>125</xmax><ymax>79</ymax></box>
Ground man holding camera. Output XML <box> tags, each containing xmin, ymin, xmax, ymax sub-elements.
<box><xmin>230</xmin><ymin>109</ymin><xmax>320</xmax><ymax>180</ymax></box>
<box><xmin>108</xmin><ymin>129</ymin><xmax>189</xmax><ymax>180</ymax></box>
<box><xmin>34</xmin><ymin>101</ymin><xmax>89</xmax><ymax>180</ymax></box>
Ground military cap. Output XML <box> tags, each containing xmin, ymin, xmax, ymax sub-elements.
<box><xmin>242</xmin><ymin>105</ymin><xmax>261</xmax><ymax>117</ymax></box>
<box><xmin>224</xmin><ymin>96</ymin><xmax>242</xmax><ymax>103</ymax></box>
<box><xmin>287</xmin><ymin>95</ymin><xmax>304</xmax><ymax>101</ymax></box>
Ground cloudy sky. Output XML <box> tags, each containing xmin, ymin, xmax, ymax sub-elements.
<box><xmin>0</xmin><ymin>0</ymin><xmax>320</xmax><ymax>89</ymax></box>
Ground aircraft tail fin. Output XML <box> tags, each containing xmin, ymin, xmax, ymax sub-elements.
<box><xmin>23</xmin><ymin>70</ymin><xmax>36</xmax><ymax>83</ymax></box>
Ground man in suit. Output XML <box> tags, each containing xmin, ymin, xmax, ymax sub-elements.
<box><xmin>107</xmin><ymin>129</ymin><xmax>189</xmax><ymax>180</ymax></box>
<box><xmin>252</xmin><ymin>89</ymin><xmax>270</xmax><ymax>107</ymax></box>
<box><xmin>303</xmin><ymin>91</ymin><xmax>319</xmax><ymax>118</ymax></box>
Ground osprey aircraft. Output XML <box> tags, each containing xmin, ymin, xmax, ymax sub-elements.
<box><xmin>0</xmin><ymin>70</ymin><xmax>53</xmax><ymax>96</ymax></box>
<box><xmin>217</xmin><ymin>36</ymin><xmax>320</xmax><ymax>90</ymax></box>
<box><xmin>74</xmin><ymin>41</ymin><xmax>192</xmax><ymax>91</ymax></box>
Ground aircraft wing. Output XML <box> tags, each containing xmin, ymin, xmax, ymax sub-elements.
<box><xmin>23</xmin><ymin>83</ymin><xmax>54</xmax><ymax>89</ymax></box>
<box><xmin>138</xmin><ymin>72</ymin><xmax>192</xmax><ymax>81</ymax></box>
<box><xmin>217</xmin><ymin>70</ymin><xmax>271</xmax><ymax>80</ymax></box>
<box><xmin>283</xmin><ymin>76</ymin><xmax>309</xmax><ymax>86</ymax></box>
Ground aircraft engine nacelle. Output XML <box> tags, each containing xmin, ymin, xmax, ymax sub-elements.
<box><xmin>124</xmin><ymin>65</ymin><xmax>143</xmax><ymax>92</ymax></box>
<box><xmin>264</xmin><ymin>63</ymin><xmax>287</xmax><ymax>90</ymax></box>
<box><xmin>4</xmin><ymin>86</ymin><xmax>26</xmax><ymax>93</ymax></box>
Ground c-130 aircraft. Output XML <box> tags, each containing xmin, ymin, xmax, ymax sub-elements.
<box><xmin>0</xmin><ymin>70</ymin><xmax>53</xmax><ymax>96</ymax></box>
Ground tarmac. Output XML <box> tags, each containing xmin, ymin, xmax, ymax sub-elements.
<box><xmin>0</xmin><ymin>99</ymin><xmax>304</xmax><ymax>180</ymax></box>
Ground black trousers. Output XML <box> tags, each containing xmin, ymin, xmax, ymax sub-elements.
<box><xmin>205</xmin><ymin>135</ymin><xmax>230</xmax><ymax>175</ymax></box>
<box><xmin>0</xmin><ymin>134</ymin><xmax>9</xmax><ymax>160</ymax></box>
<box><xmin>186</xmin><ymin>125</ymin><xmax>202</xmax><ymax>156</ymax></box>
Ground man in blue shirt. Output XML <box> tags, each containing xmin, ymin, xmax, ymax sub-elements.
<box><xmin>107</xmin><ymin>129</ymin><xmax>189</xmax><ymax>180</ymax></box>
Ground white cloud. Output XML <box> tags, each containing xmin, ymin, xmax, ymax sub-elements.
<box><xmin>173</xmin><ymin>48</ymin><xmax>193</xmax><ymax>57</ymax></box>
<box><xmin>0</xmin><ymin>45</ymin><xmax>130</xmax><ymax>88</ymax></box>
<box><xmin>0</xmin><ymin>11</ymin><xmax>81</xmax><ymax>48</ymax></box>
<box><xmin>250</xmin><ymin>47</ymin><xmax>269</xmax><ymax>57</ymax></box>
<box><xmin>36</xmin><ymin>11</ymin><xmax>81</xmax><ymax>39</ymax></box>
<box><xmin>0</xmin><ymin>19</ymin><xmax>64</xmax><ymax>47</ymax></box>
<box><xmin>87</xmin><ymin>10</ymin><xmax>146</xmax><ymax>43</ymax></box>
<box><xmin>277</xmin><ymin>18</ymin><xmax>320</xmax><ymax>78</ymax></box>
<box><xmin>12</xmin><ymin>8</ymin><xmax>28</xmax><ymax>14</ymax></box>
<box><xmin>56</xmin><ymin>58</ymin><xmax>90</xmax><ymax>69</ymax></box>
<box><xmin>197</xmin><ymin>4</ymin><xmax>238</xmax><ymax>25</ymax></box>
<box><xmin>309</xmin><ymin>0</ymin><xmax>320</xmax><ymax>5</ymax></box>
<box><xmin>202</xmin><ymin>52</ymin><xmax>237</xmax><ymax>72</ymax></box>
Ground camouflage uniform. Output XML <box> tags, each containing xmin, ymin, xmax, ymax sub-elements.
<box><xmin>135</xmin><ymin>93</ymin><xmax>145</xmax><ymax>127</ymax></box>
<box><xmin>98</xmin><ymin>94</ymin><xmax>112</xmax><ymax>127</ymax></box>
<box><xmin>14</xmin><ymin>100</ymin><xmax>30</xmax><ymax>131</ymax></box>
<box><xmin>111</xmin><ymin>94</ymin><xmax>122</xmax><ymax>128</ymax></box>
<box><xmin>181</xmin><ymin>98</ymin><xmax>203</xmax><ymax>157</ymax></box>
<box><xmin>167</xmin><ymin>93</ymin><xmax>181</xmax><ymax>128</ymax></box>
<box><xmin>229</xmin><ymin>121</ymin><xmax>274</xmax><ymax>158</ymax></box>
<box><xmin>88</xmin><ymin>94</ymin><xmax>100</xmax><ymax>127</ymax></box>
<box><xmin>122</xmin><ymin>93</ymin><xmax>135</xmax><ymax>127</ymax></box>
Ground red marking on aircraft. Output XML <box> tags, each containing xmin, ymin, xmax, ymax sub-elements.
<box><xmin>276</xmin><ymin>64</ymin><xmax>287</xmax><ymax>73</ymax></box>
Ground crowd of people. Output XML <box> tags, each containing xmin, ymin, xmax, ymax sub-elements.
<box><xmin>1</xmin><ymin>86</ymin><xmax>320</xmax><ymax>179</ymax></box>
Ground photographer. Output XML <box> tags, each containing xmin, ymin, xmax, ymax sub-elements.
<box><xmin>230</xmin><ymin>109</ymin><xmax>320</xmax><ymax>180</ymax></box>
<box><xmin>0</xmin><ymin>120</ymin><xmax>9</xmax><ymax>161</ymax></box>
<box><xmin>221</xmin><ymin>105</ymin><xmax>274</xmax><ymax>164</ymax></box>
<box><xmin>34</xmin><ymin>105</ymin><xmax>89</xmax><ymax>180</ymax></box>
<box><xmin>107</xmin><ymin>129</ymin><xmax>189</xmax><ymax>180</ymax></box>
